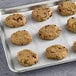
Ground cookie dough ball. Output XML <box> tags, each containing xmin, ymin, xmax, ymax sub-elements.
<box><xmin>46</xmin><ymin>44</ymin><xmax>68</xmax><ymax>60</ymax></box>
<box><xmin>57</xmin><ymin>1</ymin><xmax>76</xmax><ymax>16</ymax></box>
<box><xmin>32</xmin><ymin>6</ymin><xmax>52</xmax><ymax>22</ymax></box>
<box><xmin>11</xmin><ymin>30</ymin><xmax>32</xmax><ymax>45</ymax></box>
<box><xmin>5</xmin><ymin>14</ymin><xmax>27</xmax><ymax>28</ymax></box>
<box><xmin>73</xmin><ymin>41</ymin><xmax>76</xmax><ymax>52</ymax></box>
<box><xmin>17</xmin><ymin>49</ymin><xmax>39</xmax><ymax>66</ymax></box>
<box><xmin>66</xmin><ymin>17</ymin><xmax>76</xmax><ymax>33</ymax></box>
<box><xmin>39</xmin><ymin>24</ymin><xmax>61</xmax><ymax>40</ymax></box>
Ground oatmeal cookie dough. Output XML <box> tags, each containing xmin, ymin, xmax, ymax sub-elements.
<box><xmin>17</xmin><ymin>49</ymin><xmax>39</xmax><ymax>66</ymax></box>
<box><xmin>46</xmin><ymin>44</ymin><xmax>68</xmax><ymax>60</ymax></box>
<box><xmin>5</xmin><ymin>14</ymin><xmax>27</xmax><ymax>28</ymax></box>
<box><xmin>32</xmin><ymin>6</ymin><xmax>52</xmax><ymax>22</ymax></box>
<box><xmin>66</xmin><ymin>17</ymin><xmax>76</xmax><ymax>33</ymax></box>
<box><xmin>11</xmin><ymin>30</ymin><xmax>32</xmax><ymax>45</ymax></box>
<box><xmin>73</xmin><ymin>41</ymin><xmax>76</xmax><ymax>52</ymax></box>
<box><xmin>39</xmin><ymin>24</ymin><xmax>61</xmax><ymax>40</ymax></box>
<box><xmin>57</xmin><ymin>1</ymin><xmax>76</xmax><ymax>16</ymax></box>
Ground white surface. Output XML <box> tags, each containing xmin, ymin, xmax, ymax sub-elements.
<box><xmin>1</xmin><ymin>6</ymin><xmax>76</xmax><ymax>72</ymax></box>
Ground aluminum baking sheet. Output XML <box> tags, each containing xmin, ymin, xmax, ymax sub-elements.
<box><xmin>0</xmin><ymin>1</ymin><xmax>76</xmax><ymax>72</ymax></box>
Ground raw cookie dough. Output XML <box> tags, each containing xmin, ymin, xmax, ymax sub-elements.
<box><xmin>73</xmin><ymin>41</ymin><xmax>76</xmax><ymax>52</ymax></box>
<box><xmin>17</xmin><ymin>49</ymin><xmax>39</xmax><ymax>66</ymax></box>
<box><xmin>57</xmin><ymin>1</ymin><xmax>76</xmax><ymax>16</ymax></box>
<box><xmin>5</xmin><ymin>14</ymin><xmax>27</xmax><ymax>28</ymax></box>
<box><xmin>39</xmin><ymin>24</ymin><xmax>61</xmax><ymax>40</ymax></box>
<box><xmin>32</xmin><ymin>6</ymin><xmax>52</xmax><ymax>22</ymax></box>
<box><xmin>11</xmin><ymin>30</ymin><xmax>32</xmax><ymax>45</ymax></box>
<box><xmin>66</xmin><ymin>17</ymin><xmax>76</xmax><ymax>33</ymax></box>
<box><xmin>46</xmin><ymin>44</ymin><xmax>68</xmax><ymax>60</ymax></box>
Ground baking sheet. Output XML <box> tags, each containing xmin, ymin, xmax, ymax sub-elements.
<box><xmin>1</xmin><ymin>6</ymin><xmax>76</xmax><ymax>72</ymax></box>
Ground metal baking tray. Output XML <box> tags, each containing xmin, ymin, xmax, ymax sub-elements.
<box><xmin>0</xmin><ymin>0</ymin><xmax>76</xmax><ymax>72</ymax></box>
